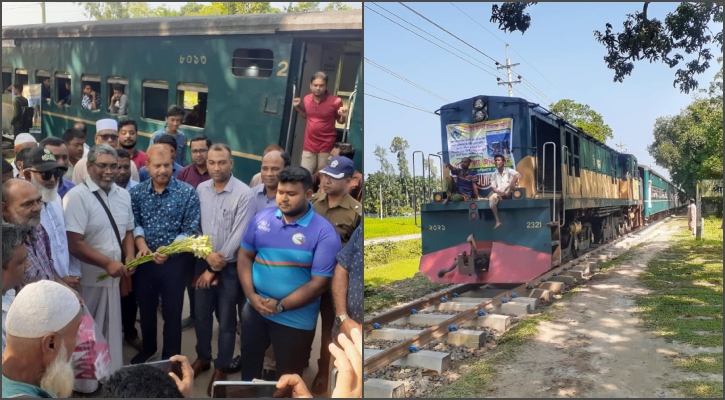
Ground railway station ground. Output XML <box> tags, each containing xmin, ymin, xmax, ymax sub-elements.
<box><xmin>365</xmin><ymin>214</ymin><xmax>723</xmax><ymax>398</ymax></box>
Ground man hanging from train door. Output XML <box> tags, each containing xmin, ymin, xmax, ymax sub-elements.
<box><xmin>292</xmin><ymin>72</ymin><xmax>348</xmax><ymax>175</ymax></box>
<box><xmin>487</xmin><ymin>154</ymin><xmax>520</xmax><ymax>229</ymax></box>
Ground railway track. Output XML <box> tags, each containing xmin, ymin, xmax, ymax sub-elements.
<box><xmin>362</xmin><ymin>218</ymin><xmax>670</xmax><ymax>398</ymax></box>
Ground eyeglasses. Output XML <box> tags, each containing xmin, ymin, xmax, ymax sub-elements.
<box><xmin>98</xmin><ymin>134</ymin><xmax>119</xmax><ymax>141</ymax></box>
<box><xmin>191</xmin><ymin>149</ymin><xmax>208</xmax><ymax>155</ymax></box>
<box><xmin>89</xmin><ymin>162</ymin><xmax>119</xmax><ymax>172</ymax></box>
<box><xmin>29</xmin><ymin>169</ymin><xmax>64</xmax><ymax>181</ymax></box>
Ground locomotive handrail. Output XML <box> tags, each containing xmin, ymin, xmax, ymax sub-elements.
<box><xmin>412</xmin><ymin>150</ymin><xmax>426</xmax><ymax>228</ymax></box>
<box><xmin>543</xmin><ymin>142</ymin><xmax>556</xmax><ymax>223</ymax></box>
<box><xmin>561</xmin><ymin>144</ymin><xmax>569</xmax><ymax>225</ymax></box>
<box><xmin>285</xmin><ymin>83</ymin><xmax>297</xmax><ymax>153</ymax></box>
<box><xmin>427</xmin><ymin>153</ymin><xmax>443</xmax><ymax>200</ymax></box>
<box><xmin>342</xmin><ymin>89</ymin><xmax>356</xmax><ymax>143</ymax></box>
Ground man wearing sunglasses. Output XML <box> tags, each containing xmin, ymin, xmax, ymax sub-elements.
<box><xmin>22</xmin><ymin>146</ymin><xmax>81</xmax><ymax>292</ymax></box>
<box><xmin>71</xmin><ymin>119</ymin><xmax>140</xmax><ymax>185</ymax></box>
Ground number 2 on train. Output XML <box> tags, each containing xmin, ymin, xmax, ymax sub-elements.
<box><xmin>277</xmin><ymin>61</ymin><xmax>289</xmax><ymax>76</ymax></box>
<box><xmin>526</xmin><ymin>221</ymin><xmax>542</xmax><ymax>228</ymax></box>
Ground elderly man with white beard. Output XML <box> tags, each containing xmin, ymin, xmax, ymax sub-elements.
<box><xmin>22</xmin><ymin>146</ymin><xmax>81</xmax><ymax>291</ymax></box>
<box><xmin>1</xmin><ymin>280</ymin><xmax>83</xmax><ymax>398</ymax></box>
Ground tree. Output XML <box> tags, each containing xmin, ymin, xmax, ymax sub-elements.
<box><xmin>490</xmin><ymin>2</ymin><xmax>723</xmax><ymax>94</ymax></box>
<box><xmin>324</xmin><ymin>2</ymin><xmax>354</xmax><ymax>11</ymax></box>
<box><xmin>647</xmin><ymin>59</ymin><xmax>723</xmax><ymax>195</ymax></box>
<box><xmin>75</xmin><ymin>2</ymin><xmax>135</xmax><ymax>20</ymax></box>
<box><xmin>284</xmin><ymin>2</ymin><xmax>321</xmax><ymax>13</ymax></box>
<box><xmin>75</xmin><ymin>1</ymin><xmax>285</xmax><ymax>19</ymax></box>
<box><xmin>179</xmin><ymin>2</ymin><xmax>204</xmax><ymax>16</ymax></box>
<box><xmin>549</xmin><ymin>99</ymin><xmax>614</xmax><ymax>143</ymax></box>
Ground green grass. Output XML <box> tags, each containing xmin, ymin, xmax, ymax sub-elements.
<box><xmin>363</xmin><ymin>217</ymin><xmax>420</xmax><ymax>239</ymax></box>
<box><xmin>668</xmin><ymin>381</ymin><xmax>723</xmax><ymax>398</ymax></box>
<box><xmin>671</xmin><ymin>353</ymin><xmax>723</xmax><ymax>374</ymax></box>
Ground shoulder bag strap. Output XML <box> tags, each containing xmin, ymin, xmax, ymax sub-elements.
<box><xmin>83</xmin><ymin>182</ymin><xmax>124</xmax><ymax>261</ymax></box>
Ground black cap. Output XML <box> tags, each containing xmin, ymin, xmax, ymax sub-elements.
<box><xmin>23</xmin><ymin>146</ymin><xmax>68</xmax><ymax>172</ymax></box>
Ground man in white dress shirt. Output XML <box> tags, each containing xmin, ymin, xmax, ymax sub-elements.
<box><xmin>63</xmin><ymin>144</ymin><xmax>136</xmax><ymax>391</ymax></box>
<box><xmin>487</xmin><ymin>153</ymin><xmax>520</xmax><ymax>229</ymax></box>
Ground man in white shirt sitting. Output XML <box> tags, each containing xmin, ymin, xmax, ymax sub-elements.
<box><xmin>487</xmin><ymin>153</ymin><xmax>520</xmax><ymax>229</ymax></box>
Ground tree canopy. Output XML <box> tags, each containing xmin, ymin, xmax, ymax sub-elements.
<box><xmin>490</xmin><ymin>2</ymin><xmax>723</xmax><ymax>94</ymax></box>
<box><xmin>549</xmin><ymin>99</ymin><xmax>614</xmax><ymax>143</ymax></box>
<box><xmin>647</xmin><ymin>57</ymin><xmax>723</xmax><ymax>195</ymax></box>
<box><xmin>74</xmin><ymin>1</ymin><xmax>355</xmax><ymax>20</ymax></box>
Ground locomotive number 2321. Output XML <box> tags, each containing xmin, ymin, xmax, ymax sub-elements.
<box><xmin>526</xmin><ymin>221</ymin><xmax>543</xmax><ymax>228</ymax></box>
<box><xmin>428</xmin><ymin>224</ymin><xmax>446</xmax><ymax>231</ymax></box>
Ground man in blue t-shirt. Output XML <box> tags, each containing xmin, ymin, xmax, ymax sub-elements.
<box><xmin>237</xmin><ymin>166</ymin><xmax>341</xmax><ymax>380</ymax></box>
<box><xmin>443</xmin><ymin>157</ymin><xmax>481</xmax><ymax>204</ymax></box>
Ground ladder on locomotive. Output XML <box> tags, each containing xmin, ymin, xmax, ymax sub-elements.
<box><xmin>542</xmin><ymin>141</ymin><xmax>566</xmax><ymax>268</ymax></box>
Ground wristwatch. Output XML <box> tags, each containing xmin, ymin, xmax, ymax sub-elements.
<box><xmin>276</xmin><ymin>299</ymin><xmax>285</xmax><ymax>313</ymax></box>
<box><xmin>335</xmin><ymin>314</ymin><xmax>349</xmax><ymax>325</ymax></box>
<box><xmin>206</xmin><ymin>265</ymin><xmax>219</xmax><ymax>274</ymax></box>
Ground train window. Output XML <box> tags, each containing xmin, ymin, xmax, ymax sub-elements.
<box><xmin>55</xmin><ymin>72</ymin><xmax>72</xmax><ymax>107</ymax></box>
<box><xmin>15</xmin><ymin>69</ymin><xmax>28</xmax><ymax>85</ymax></box>
<box><xmin>232</xmin><ymin>49</ymin><xmax>274</xmax><ymax>78</ymax></box>
<box><xmin>572</xmin><ymin>135</ymin><xmax>581</xmax><ymax>177</ymax></box>
<box><xmin>36</xmin><ymin>70</ymin><xmax>51</xmax><ymax>102</ymax></box>
<box><xmin>177</xmin><ymin>83</ymin><xmax>207</xmax><ymax>129</ymax></box>
<box><xmin>142</xmin><ymin>80</ymin><xmax>169</xmax><ymax>122</ymax></box>
<box><xmin>2</xmin><ymin>68</ymin><xmax>11</xmax><ymax>93</ymax></box>
<box><xmin>107</xmin><ymin>77</ymin><xmax>129</xmax><ymax>116</ymax></box>
<box><xmin>81</xmin><ymin>75</ymin><xmax>101</xmax><ymax>112</ymax></box>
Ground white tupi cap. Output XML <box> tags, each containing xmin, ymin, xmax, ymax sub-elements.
<box><xmin>14</xmin><ymin>133</ymin><xmax>37</xmax><ymax>146</ymax></box>
<box><xmin>95</xmin><ymin>118</ymin><xmax>118</xmax><ymax>132</ymax></box>
<box><xmin>5</xmin><ymin>280</ymin><xmax>81</xmax><ymax>338</ymax></box>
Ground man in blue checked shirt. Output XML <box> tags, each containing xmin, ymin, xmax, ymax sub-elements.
<box><xmin>129</xmin><ymin>144</ymin><xmax>200</xmax><ymax>365</ymax></box>
<box><xmin>237</xmin><ymin>166</ymin><xmax>341</xmax><ymax>380</ymax></box>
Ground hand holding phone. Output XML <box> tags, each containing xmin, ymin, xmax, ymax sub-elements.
<box><xmin>211</xmin><ymin>381</ymin><xmax>280</xmax><ymax>398</ymax></box>
<box><xmin>274</xmin><ymin>374</ymin><xmax>312</xmax><ymax>398</ymax></box>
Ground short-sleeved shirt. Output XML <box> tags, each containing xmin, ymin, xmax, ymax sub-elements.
<box><xmin>130</xmin><ymin>178</ymin><xmax>201</xmax><ymax>252</ymax></box>
<box><xmin>313</xmin><ymin>169</ymin><xmax>364</xmax><ymax>204</ymax></box>
<box><xmin>491</xmin><ymin>167</ymin><xmax>520</xmax><ymax>193</ymax></box>
<box><xmin>2</xmin><ymin>374</ymin><xmax>54</xmax><ymax>398</ymax></box>
<box><xmin>72</xmin><ymin>157</ymin><xmax>139</xmax><ymax>185</ymax></box>
<box><xmin>57</xmin><ymin>178</ymin><xmax>75</xmax><ymax>200</ymax></box>
<box><xmin>40</xmin><ymin>198</ymin><xmax>79</xmax><ymax>277</ymax></box>
<box><xmin>302</xmin><ymin>92</ymin><xmax>342</xmax><ymax>153</ymax></box>
<box><xmin>331</xmin><ymin>222</ymin><xmax>363</xmax><ymax>338</ymax></box>
<box><xmin>177</xmin><ymin>164</ymin><xmax>211</xmax><ymax>189</ymax></box>
<box><xmin>241</xmin><ymin>205</ymin><xmax>342</xmax><ymax>330</ymax></box>
<box><xmin>149</xmin><ymin>129</ymin><xmax>187</xmax><ymax>166</ymax></box>
<box><xmin>129</xmin><ymin>149</ymin><xmax>147</xmax><ymax>171</ymax></box>
<box><xmin>452</xmin><ymin>168</ymin><xmax>478</xmax><ymax>197</ymax></box>
<box><xmin>63</xmin><ymin>178</ymin><xmax>135</xmax><ymax>288</ymax></box>
<box><xmin>311</xmin><ymin>192</ymin><xmax>362</xmax><ymax>246</ymax></box>
<box><xmin>81</xmin><ymin>94</ymin><xmax>101</xmax><ymax>110</ymax></box>
<box><xmin>138</xmin><ymin>162</ymin><xmax>181</xmax><ymax>182</ymax></box>
<box><xmin>19</xmin><ymin>225</ymin><xmax>55</xmax><ymax>292</ymax></box>
<box><xmin>252</xmin><ymin>184</ymin><xmax>276</xmax><ymax>213</ymax></box>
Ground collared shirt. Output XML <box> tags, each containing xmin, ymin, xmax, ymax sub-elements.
<box><xmin>198</xmin><ymin>176</ymin><xmax>255</xmax><ymax>263</ymax></box>
<box><xmin>2</xmin><ymin>374</ymin><xmax>55</xmax><ymax>398</ymax></box>
<box><xmin>491</xmin><ymin>167</ymin><xmax>520</xmax><ymax>193</ymax></box>
<box><xmin>241</xmin><ymin>205</ymin><xmax>341</xmax><ymax>330</ymax></box>
<box><xmin>302</xmin><ymin>92</ymin><xmax>343</xmax><ymax>153</ymax></box>
<box><xmin>19</xmin><ymin>224</ymin><xmax>55</xmax><ymax>292</ymax></box>
<box><xmin>64</xmin><ymin>163</ymin><xmax>74</xmax><ymax>180</ymax></box>
<box><xmin>130</xmin><ymin>178</ymin><xmax>200</xmax><ymax>252</ymax></box>
<box><xmin>331</xmin><ymin>222</ymin><xmax>363</xmax><ymax>338</ymax></box>
<box><xmin>63</xmin><ymin>178</ymin><xmax>135</xmax><ymax>288</ymax></box>
<box><xmin>72</xmin><ymin>157</ymin><xmax>139</xmax><ymax>185</ymax></box>
<box><xmin>2</xmin><ymin>290</ymin><xmax>14</xmax><ymax>357</ymax></box>
<box><xmin>313</xmin><ymin>169</ymin><xmax>363</xmax><ymax>204</ymax></box>
<box><xmin>177</xmin><ymin>164</ymin><xmax>211</xmax><ymax>189</ymax></box>
<box><xmin>125</xmin><ymin>179</ymin><xmax>139</xmax><ymax>190</ymax></box>
<box><xmin>40</xmin><ymin>198</ymin><xmax>79</xmax><ymax>277</ymax></box>
<box><xmin>311</xmin><ymin>192</ymin><xmax>362</xmax><ymax>246</ymax></box>
<box><xmin>138</xmin><ymin>161</ymin><xmax>181</xmax><ymax>182</ymax></box>
<box><xmin>252</xmin><ymin>184</ymin><xmax>276</xmax><ymax>213</ymax></box>
<box><xmin>451</xmin><ymin>168</ymin><xmax>477</xmax><ymax>197</ymax></box>
<box><xmin>108</xmin><ymin>93</ymin><xmax>128</xmax><ymax>115</ymax></box>
<box><xmin>249</xmin><ymin>172</ymin><xmax>262</xmax><ymax>188</ymax></box>
<box><xmin>129</xmin><ymin>149</ymin><xmax>147</xmax><ymax>171</ymax></box>
<box><xmin>57</xmin><ymin>177</ymin><xmax>75</xmax><ymax>199</ymax></box>
<box><xmin>150</xmin><ymin>129</ymin><xmax>187</xmax><ymax>166</ymax></box>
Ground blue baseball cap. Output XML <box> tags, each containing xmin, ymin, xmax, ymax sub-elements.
<box><xmin>320</xmin><ymin>156</ymin><xmax>354</xmax><ymax>179</ymax></box>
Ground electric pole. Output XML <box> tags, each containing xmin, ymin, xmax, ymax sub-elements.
<box><xmin>40</xmin><ymin>2</ymin><xmax>46</xmax><ymax>24</ymax></box>
<box><xmin>615</xmin><ymin>138</ymin><xmax>627</xmax><ymax>154</ymax></box>
<box><xmin>496</xmin><ymin>44</ymin><xmax>521</xmax><ymax>97</ymax></box>
<box><xmin>379</xmin><ymin>183</ymin><xmax>383</xmax><ymax>220</ymax></box>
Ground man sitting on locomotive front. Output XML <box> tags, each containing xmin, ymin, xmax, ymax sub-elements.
<box><xmin>443</xmin><ymin>157</ymin><xmax>481</xmax><ymax>204</ymax></box>
<box><xmin>486</xmin><ymin>153</ymin><xmax>520</xmax><ymax>229</ymax></box>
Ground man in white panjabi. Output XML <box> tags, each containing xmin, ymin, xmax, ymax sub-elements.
<box><xmin>687</xmin><ymin>198</ymin><xmax>697</xmax><ymax>236</ymax></box>
<box><xmin>71</xmin><ymin>118</ymin><xmax>139</xmax><ymax>185</ymax></box>
<box><xmin>62</xmin><ymin>144</ymin><xmax>136</xmax><ymax>391</ymax></box>
<box><xmin>487</xmin><ymin>153</ymin><xmax>520</xmax><ymax>229</ymax></box>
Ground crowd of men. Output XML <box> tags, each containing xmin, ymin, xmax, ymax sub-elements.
<box><xmin>2</xmin><ymin>70</ymin><xmax>363</xmax><ymax>398</ymax></box>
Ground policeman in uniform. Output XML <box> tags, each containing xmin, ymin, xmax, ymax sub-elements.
<box><xmin>309</xmin><ymin>156</ymin><xmax>362</xmax><ymax>394</ymax></box>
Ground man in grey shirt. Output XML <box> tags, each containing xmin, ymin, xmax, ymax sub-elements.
<box><xmin>108</xmin><ymin>84</ymin><xmax>128</xmax><ymax>115</ymax></box>
<box><xmin>251</xmin><ymin>150</ymin><xmax>291</xmax><ymax>213</ymax></box>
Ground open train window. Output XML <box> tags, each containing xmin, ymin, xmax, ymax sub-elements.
<box><xmin>107</xmin><ymin>77</ymin><xmax>128</xmax><ymax>115</ymax></box>
<box><xmin>232</xmin><ymin>49</ymin><xmax>274</xmax><ymax>78</ymax></box>
<box><xmin>2</xmin><ymin>68</ymin><xmax>11</xmax><ymax>93</ymax></box>
<box><xmin>14</xmin><ymin>69</ymin><xmax>28</xmax><ymax>85</ymax></box>
<box><xmin>35</xmin><ymin>70</ymin><xmax>51</xmax><ymax>102</ymax></box>
<box><xmin>142</xmin><ymin>80</ymin><xmax>168</xmax><ymax>122</ymax></box>
<box><xmin>80</xmin><ymin>75</ymin><xmax>101</xmax><ymax>112</ymax></box>
<box><xmin>177</xmin><ymin>83</ymin><xmax>207</xmax><ymax>129</ymax></box>
<box><xmin>55</xmin><ymin>72</ymin><xmax>72</xmax><ymax>107</ymax></box>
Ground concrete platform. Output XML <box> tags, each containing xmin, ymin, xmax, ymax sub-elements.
<box><xmin>364</xmin><ymin>349</ymin><xmax>451</xmax><ymax>374</ymax></box>
<box><xmin>364</xmin><ymin>378</ymin><xmax>406</xmax><ymax>398</ymax></box>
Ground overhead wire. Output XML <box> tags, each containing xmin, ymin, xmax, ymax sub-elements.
<box><xmin>365</xmin><ymin>93</ymin><xmax>436</xmax><ymax>115</ymax></box>
<box><xmin>366</xmin><ymin>82</ymin><xmax>433</xmax><ymax>110</ymax></box>
<box><xmin>365</xmin><ymin>57</ymin><xmax>450</xmax><ymax>103</ymax></box>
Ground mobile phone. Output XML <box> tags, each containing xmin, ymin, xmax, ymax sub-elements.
<box><xmin>330</xmin><ymin>367</ymin><xmax>338</xmax><ymax>393</ymax></box>
<box><xmin>211</xmin><ymin>381</ymin><xmax>279</xmax><ymax>398</ymax></box>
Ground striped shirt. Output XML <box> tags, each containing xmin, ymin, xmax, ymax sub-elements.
<box><xmin>19</xmin><ymin>225</ymin><xmax>55</xmax><ymax>292</ymax></box>
<box><xmin>197</xmin><ymin>176</ymin><xmax>255</xmax><ymax>263</ymax></box>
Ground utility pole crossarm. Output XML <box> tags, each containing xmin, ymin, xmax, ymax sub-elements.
<box><xmin>496</xmin><ymin>44</ymin><xmax>521</xmax><ymax>97</ymax></box>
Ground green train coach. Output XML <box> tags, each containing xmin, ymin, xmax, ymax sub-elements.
<box><xmin>2</xmin><ymin>9</ymin><xmax>362</xmax><ymax>181</ymax></box>
<box><xmin>414</xmin><ymin>94</ymin><xmax>686</xmax><ymax>285</ymax></box>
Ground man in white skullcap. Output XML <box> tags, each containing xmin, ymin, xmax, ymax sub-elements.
<box><xmin>1</xmin><ymin>280</ymin><xmax>83</xmax><ymax>399</ymax></box>
<box><xmin>71</xmin><ymin>119</ymin><xmax>139</xmax><ymax>185</ymax></box>
<box><xmin>10</xmin><ymin>133</ymin><xmax>38</xmax><ymax>178</ymax></box>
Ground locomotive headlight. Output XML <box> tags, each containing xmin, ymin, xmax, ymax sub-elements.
<box><xmin>473</xmin><ymin>110</ymin><xmax>487</xmax><ymax>122</ymax></box>
<box><xmin>474</xmin><ymin>98</ymin><xmax>484</xmax><ymax>109</ymax></box>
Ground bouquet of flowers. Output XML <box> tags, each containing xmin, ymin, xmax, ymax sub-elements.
<box><xmin>96</xmin><ymin>235</ymin><xmax>213</xmax><ymax>282</ymax></box>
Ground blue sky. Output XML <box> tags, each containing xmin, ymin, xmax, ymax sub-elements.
<box><xmin>363</xmin><ymin>2</ymin><xmax>723</xmax><ymax>180</ymax></box>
